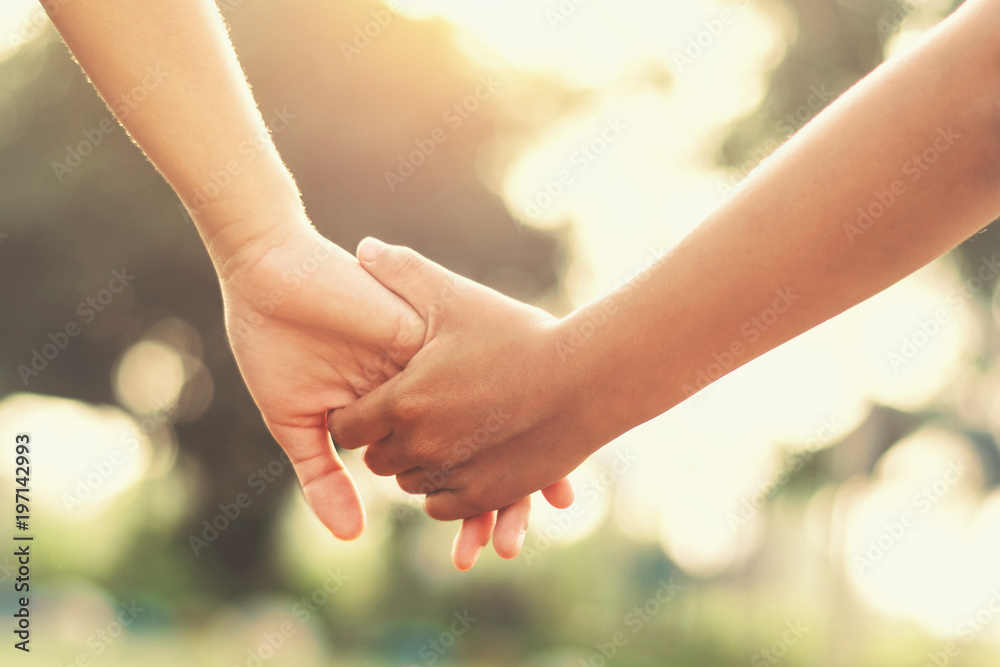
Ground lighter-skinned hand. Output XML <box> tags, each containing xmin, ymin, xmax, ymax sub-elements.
<box><xmin>219</xmin><ymin>223</ymin><xmax>425</xmax><ymax>540</ymax></box>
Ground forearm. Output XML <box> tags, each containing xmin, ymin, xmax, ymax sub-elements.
<box><xmin>44</xmin><ymin>0</ymin><xmax>307</xmax><ymax>269</ymax></box>
<box><xmin>563</xmin><ymin>0</ymin><xmax>1000</xmax><ymax>445</ymax></box>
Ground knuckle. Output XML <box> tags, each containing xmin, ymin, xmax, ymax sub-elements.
<box><xmin>393</xmin><ymin>247</ymin><xmax>426</xmax><ymax>277</ymax></box>
<box><xmin>416</xmin><ymin>476</ymin><xmax>439</xmax><ymax>495</ymax></box>
<box><xmin>409</xmin><ymin>437</ymin><xmax>443</xmax><ymax>469</ymax></box>
<box><xmin>461</xmin><ymin>485</ymin><xmax>494</xmax><ymax>517</ymax></box>
<box><xmin>392</xmin><ymin>393</ymin><xmax>427</xmax><ymax>426</ymax></box>
<box><xmin>395</xmin><ymin>474</ymin><xmax>417</xmax><ymax>494</ymax></box>
<box><xmin>424</xmin><ymin>497</ymin><xmax>454</xmax><ymax>522</ymax></box>
<box><xmin>363</xmin><ymin>445</ymin><xmax>394</xmax><ymax>476</ymax></box>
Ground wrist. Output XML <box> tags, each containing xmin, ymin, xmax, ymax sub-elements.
<box><xmin>544</xmin><ymin>311</ymin><xmax>627</xmax><ymax>455</ymax></box>
<box><xmin>549</xmin><ymin>289</ymin><xmax>670</xmax><ymax>450</ymax></box>
<box><xmin>191</xmin><ymin>191</ymin><xmax>314</xmax><ymax>281</ymax></box>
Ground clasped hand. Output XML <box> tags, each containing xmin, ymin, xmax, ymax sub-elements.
<box><xmin>223</xmin><ymin>226</ymin><xmax>583</xmax><ymax>571</ymax></box>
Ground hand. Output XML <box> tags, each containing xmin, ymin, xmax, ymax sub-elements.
<box><xmin>328</xmin><ymin>238</ymin><xmax>589</xmax><ymax>565</ymax></box>
<box><xmin>217</xmin><ymin>222</ymin><xmax>539</xmax><ymax>565</ymax></box>
<box><xmin>217</xmin><ymin>222</ymin><xmax>426</xmax><ymax>540</ymax></box>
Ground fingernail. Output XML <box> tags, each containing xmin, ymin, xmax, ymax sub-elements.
<box><xmin>516</xmin><ymin>529</ymin><xmax>526</xmax><ymax>552</ymax></box>
<box><xmin>469</xmin><ymin>547</ymin><xmax>484</xmax><ymax>569</ymax></box>
<box><xmin>358</xmin><ymin>237</ymin><xmax>385</xmax><ymax>264</ymax></box>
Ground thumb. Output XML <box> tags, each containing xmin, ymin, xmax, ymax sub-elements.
<box><xmin>357</xmin><ymin>238</ymin><xmax>463</xmax><ymax>320</ymax></box>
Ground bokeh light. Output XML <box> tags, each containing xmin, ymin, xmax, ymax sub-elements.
<box><xmin>4</xmin><ymin>0</ymin><xmax>1000</xmax><ymax>664</ymax></box>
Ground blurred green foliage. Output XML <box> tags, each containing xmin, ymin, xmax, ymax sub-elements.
<box><xmin>3</xmin><ymin>0</ymin><xmax>1000</xmax><ymax>665</ymax></box>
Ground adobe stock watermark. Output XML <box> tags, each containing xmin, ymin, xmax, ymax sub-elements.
<box><xmin>718</xmin><ymin>84</ymin><xmax>836</xmax><ymax>200</ymax></box>
<box><xmin>237</xmin><ymin>568</ymin><xmax>351</xmax><ymax>667</ymax></box>
<box><xmin>545</xmin><ymin>0</ymin><xmax>591</xmax><ymax>30</ymax></box>
<box><xmin>235</xmin><ymin>623</ymin><xmax>296</xmax><ymax>667</ymax></box>
<box><xmin>234</xmin><ymin>568</ymin><xmax>351</xmax><ymax>667</ymax></box>
<box><xmin>887</xmin><ymin>254</ymin><xmax>1000</xmax><ymax>371</ymax></box>
<box><xmin>16</xmin><ymin>268</ymin><xmax>135</xmax><ymax>386</ymax></box>
<box><xmin>405</xmin><ymin>610</ymin><xmax>477</xmax><ymax>666</ymax></box>
<box><xmin>751</xmin><ymin>620</ymin><xmax>808</xmax><ymax>666</ymax></box>
<box><xmin>392</xmin><ymin>407</ymin><xmax>509</xmax><ymax>522</ymax></box>
<box><xmin>853</xmin><ymin>459</ymin><xmax>967</xmax><ymax>574</ymax></box>
<box><xmin>579</xmin><ymin>578</ymin><xmax>682</xmax><ymax>667</ymax></box>
<box><xmin>521</xmin><ymin>116</ymin><xmax>628</xmax><ymax>222</ymax></box>
<box><xmin>340</xmin><ymin>0</ymin><xmax>402</xmax><ymax>62</ymax></box>
<box><xmin>727</xmin><ymin>417</ymin><xmax>844</xmax><ymax>532</ymax></box>
<box><xmin>226</xmin><ymin>240</ymin><xmax>336</xmax><ymax>344</ymax></box>
<box><xmin>56</xmin><ymin>600</ymin><xmax>146</xmax><ymax>667</ymax></box>
<box><xmin>52</xmin><ymin>66</ymin><xmax>169</xmax><ymax>182</ymax></box>
<box><xmin>672</xmin><ymin>0</ymin><xmax>752</xmax><ymax>73</ymax></box>
<box><xmin>291</xmin><ymin>568</ymin><xmax>351</xmax><ymax>624</ymax></box>
<box><xmin>680</xmin><ymin>288</ymin><xmax>799</xmax><ymax>399</ymax></box>
<box><xmin>843</xmin><ymin>126</ymin><xmax>960</xmax><ymax>243</ymax></box>
<box><xmin>7</xmin><ymin>0</ymin><xmax>70</xmax><ymax>50</ymax></box>
<box><xmin>921</xmin><ymin>589</ymin><xmax>1000</xmax><ymax>667</ymax></box>
<box><xmin>180</xmin><ymin>106</ymin><xmax>295</xmax><ymax>219</ymax></box>
<box><xmin>522</xmin><ymin>449</ymin><xmax>638</xmax><ymax>565</ymax></box>
<box><xmin>188</xmin><ymin>450</ymin><xmax>293</xmax><ymax>556</ymax></box>
<box><xmin>384</xmin><ymin>75</ymin><xmax>502</xmax><ymax>191</ymax></box>
<box><xmin>556</xmin><ymin>245</ymin><xmax>665</xmax><ymax>362</ymax></box>
<box><xmin>358</xmin><ymin>274</ymin><xmax>465</xmax><ymax>396</ymax></box>
<box><xmin>63</xmin><ymin>402</ymin><xmax>176</xmax><ymax>513</ymax></box>
<box><xmin>878</xmin><ymin>0</ymin><xmax>925</xmax><ymax>42</ymax></box>
<box><xmin>334</xmin><ymin>274</ymin><xmax>465</xmax><ymax>508</ymax></box>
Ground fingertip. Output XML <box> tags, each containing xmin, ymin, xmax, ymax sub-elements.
<box><xmin>451</xmin><ymin>512</ymin><xmax>495</xmax><ymax>571</ymax></box>
<box><xmin>321</xmin><ymin>498</ymin><xmax>366</xmax><ymax>541</ymax></box>
<box><xmin>494</xmin><ymin>529</ymin><xmax>526</xmax><ymax>560</ymax></box>
<box><xmin>493</xmin><ymin>496</ymin><xmax>531</xmax><ymax>559</ymax></box>
<box><xmin>332</xmin><ymin>508</ymin><xmax>366</xmax><ymax>541</ymax></box>
<box><xmin>453</xmin><ymin>546</ymin><xmax>484</xmax><ymax>572</ymax></box>
<box><xmin>357</xmin><ymin>237</ymin><xmax>386</xmax><ymax>264</ymax></box>
<box><xmin>302</xmin><ymin>468</ymin><xmax>367</xmax><ymax>541</ymax></box>
<box><xmin>450</xmin><ymin>532</ymin><xmax>465</xmax><ymax>571</ymax></box>
<box><xmin>541</xmin><ymin>478</ymin><xmax>575</xmax><ymax>509</ymax></box>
